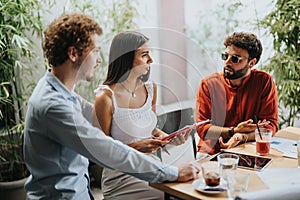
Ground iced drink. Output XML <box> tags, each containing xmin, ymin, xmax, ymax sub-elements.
<box><xmin>255</xmin><ymin>128</ymin><xmax>271</xmax><ymax>156</ymax></box>
<box><xmin>201</xmin><ymin>161</ymin><xmax>220</xmax><ymax>187</ymax></box>
<box><xmin>256</xmin><ymin>140</ymin><xmax>270</xmax><ymax>155</ymax></box>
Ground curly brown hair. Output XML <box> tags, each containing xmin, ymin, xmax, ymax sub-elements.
<box><xmin>43</xmin><ymin>13</ymin><xmax>103</xmax><ymax>67</ymax></box>
<box><xmin>224</xmin><ymin>32</ymin><xmax>262</xmax><ymax>64</ymax></box>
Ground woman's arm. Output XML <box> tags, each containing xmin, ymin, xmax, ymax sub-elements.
<box><xmin>92</xmin><ymin>89</ymin><xmax>113</xmax><ymax>136</ymax></box>
<box><xmin>151</xmin><ymin>82</ymin><xmax>168</xmax><ymax>138</ymax></box>
<box><xmin>151</xmin><ymin>82</ymin><xmax>158</xmax><ymax>113</ymax></box>
<box><xmin>151</xmin><ymin>82</ymin><xmax>187</xmax><ymax>145</ymax></box>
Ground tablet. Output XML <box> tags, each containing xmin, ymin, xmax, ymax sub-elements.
<box><xmin>210</xmin><ymin>152</ymin><xmax>272</xmax><ymax>171</ymax></box>
<box><xmin>161</xmin><ymin>119</ymin><xmax>211</xmax><ymax>141</ymax></box>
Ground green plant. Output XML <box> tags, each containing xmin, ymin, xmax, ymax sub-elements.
<box><xmin>0</xmin><ymin>0</ymin><xmax>139</xmax><ymax>182</ymax></box>
<box><xmin>260</xmin><ymin>0</ymin><xmax>300</xmax><ymax>128</ymax></box>
<box><xmin>0</xmin><ymin>0</ymin><xmax>44</xmax><ymax>181</ymax></box>
<box><xmin>62</xmin><ymin>0</ymin><xmax>139</xmax><ymax>102</ymax></box>
<box><xmin>187</xmin><ymin>1</ymin><xmax>244</xmax><ymax>59</ymax></box>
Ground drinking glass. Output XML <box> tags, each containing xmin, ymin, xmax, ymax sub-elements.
<box><xmin>226</xmin><ymin>171</ymin><xmax>250</xmax><ymax>200</ymax></box>
<box><xmin>217</xmin><ymin>153</ymin><xmax>239</xmax><ymax>179</ymax></box>
<box><xmin>255</xmin><ymin>128</ymin><xmax>272</xmax><ymax>156</ymax></box>
<box><xmin>201</xmin><ymin>161</ymin><xmax>220</xmax><ymax>187</ymax></box>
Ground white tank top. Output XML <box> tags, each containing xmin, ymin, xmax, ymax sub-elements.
<box><xmin>94</xmin><ymin>82</ymin><xmax>157</xmax><ymax>144</ymax></box>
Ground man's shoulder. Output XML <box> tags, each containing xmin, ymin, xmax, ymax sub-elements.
<box><xmin>202</xmin><ymin>72</ymin><xmax>223</xmax><ymax>83</ymax></box>
<box><xmin>29</xmin><ymin>78</ymin><xmax>69</xmax><ymax>113</ymax></box>
<box><xmin>251</xmin><ymin>69</ymin><xmax>273</xmax><ymax>82</ymax></box>
<box><xmin>252</xmin><ymin>69</ymin><xmax>271</xmax><ymax>77</ymax></box>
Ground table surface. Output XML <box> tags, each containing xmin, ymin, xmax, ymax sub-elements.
<box><xmin>149</xmin><ymin>126</ymin><xmax>300</xmax><ymax>200</ymax></box>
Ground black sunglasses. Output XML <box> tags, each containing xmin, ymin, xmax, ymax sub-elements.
<box><xmin>221</xmin><ymin>53</ymin><xmax>249</xmax><ymax>64</ymax></box>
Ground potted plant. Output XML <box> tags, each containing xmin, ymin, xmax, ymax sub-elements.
<box><xmin>0</xmin><ymin>0</ymin><xmax>140</xmax><ymax>196</ymax></box>
<box><xmin>0</xmin><ymin>0</ymin><xmax>44</xmax><ymax>198</ymax></box>
<box><xmin>260</xmin><ymin>0</ymin><xmax>300</xmax><ymax>128</ymax></box>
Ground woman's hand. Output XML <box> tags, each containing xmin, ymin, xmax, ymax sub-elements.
<box><xmin>128</xmin><ymin>137</ymin><xmax>168</xmax><ymax>153</ymax></box>
<box><xmin>168</xmin><ymin>130</ymin><xmax>191</xmax><ymax>146</ymax></box>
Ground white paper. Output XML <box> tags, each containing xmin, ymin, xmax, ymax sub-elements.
<box><xmin>270</xmin><ymin>137</ymin><xmax>297</xmax><ymax>158</ymax></box>
<box><xmin>256</xmin><ymin>168</ymin><xmax>300</xmax><ymax>189</ymax></box>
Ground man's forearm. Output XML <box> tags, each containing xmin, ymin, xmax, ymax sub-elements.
<box><xmin>206</xmin><ymin>125</ymin><xmax>232</xmax><ymax>140</ymax></box>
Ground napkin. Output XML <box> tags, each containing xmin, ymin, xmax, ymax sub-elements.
<box><xmin>236</xmin><ymin>185</ymin><xmax>300</xmax><ymax>200</ymax></box>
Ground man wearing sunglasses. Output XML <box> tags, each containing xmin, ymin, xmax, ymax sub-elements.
<box><xmin>195</xmin><ymin>32</ymin><xmax>278</xmax><ymax>155</ymax></box>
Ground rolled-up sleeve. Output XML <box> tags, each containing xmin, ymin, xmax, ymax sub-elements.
<box><xmin>46</xmin><ymin>98</ymin><xmax>178</xmax><ymax>183</ymax></box>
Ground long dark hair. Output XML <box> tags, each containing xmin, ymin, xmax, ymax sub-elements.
<box><xmin>103</xmin><ymin>31</ymin><xmax>149</xmax><ymax>85</ymax></box>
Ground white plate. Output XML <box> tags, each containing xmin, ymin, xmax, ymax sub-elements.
<box><xmin>192</xmin><ymin>178</ymin><xmax>227</xmax><ymax>194</ymax></box>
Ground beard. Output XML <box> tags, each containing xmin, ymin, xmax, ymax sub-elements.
<box><xmin>224</xmin><ymin>63</ymin><xmax>249</xmax><ymax>80</ymax></box>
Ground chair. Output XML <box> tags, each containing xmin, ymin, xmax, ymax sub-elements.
<box><xmin>156</xmin><ymin>107</ymin><xmax>197</xmax><ymax>164</ymax></box>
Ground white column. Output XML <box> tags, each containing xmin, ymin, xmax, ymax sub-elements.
<box><xmin>158</xmin><ymin>0</ymin><xmax>188</xmax><ymax>105</ymax></box>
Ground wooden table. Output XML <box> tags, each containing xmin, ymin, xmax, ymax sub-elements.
<box><xmin>149</xmin><ymin>127</ymin><xmax>300</xmax><ymax>200</ymax></box>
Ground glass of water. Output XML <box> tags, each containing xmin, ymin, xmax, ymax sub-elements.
<box><xmin>226</xmin><ymin>171</ymin><xmax>250</xmax><ymax>200</ymax></box>
<box><xmin>217</xmin><ymin>153</ymin><xmax>239</xmax><ymax>179</ymax></box>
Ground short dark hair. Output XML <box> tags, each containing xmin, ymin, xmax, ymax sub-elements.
<box><xmin>104</xmin><ymin>31</ymin><xmax>149</xmax><ymax>84</ymax></box>
<box><xmin>224</xmin><ymin>32</ymin><xmax>262</xmax><ymax>64</ymax></box>
<box><xmin>43</xmin><ymin>13</ymin><xmax>103</xmax><ymax>67</ymax></box>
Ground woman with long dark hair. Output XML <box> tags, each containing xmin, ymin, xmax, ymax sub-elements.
<box><xmin>92</xmin><ymin>31</ymin><xmax>172</xmax><ymax>199</ymax></box>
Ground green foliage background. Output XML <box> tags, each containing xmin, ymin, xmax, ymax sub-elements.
<box><xmin>63</xmin><ymin>0</ymin><xmax>139</xmax><ymax>102</ymax></box>
<box><xmin>261</xmin><ymin>0</ymin><xmax>300</xmax><ymax>128</ymax></box>
<box><xmin>0</xmin><ymin>0</ymin><xmax>139</xmax><ymax>181</ymax></box>
<box><xmin>187</xmin><ymin>0</ymin><xmax>299</xmax><ymax>128</ymax></box>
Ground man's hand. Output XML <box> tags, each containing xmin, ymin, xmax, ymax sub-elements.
<box><xmin>219</xmin><ymin>133</ymin><xmax>244</xmax><ymax>149</ymax></box>
<box><xmin>219</xmin><ymin>131</ymin><xmax>255</xmax><ymax>150</ymax></box>
<box><xmin>235</xmin><ymin>119</ymin><xmax>269</xmax><ymax>133</ymax></box>
<box><xmin>177</xmin><ymin>162</ymin><xmax>200</xmax><ymax>182</ymax></box>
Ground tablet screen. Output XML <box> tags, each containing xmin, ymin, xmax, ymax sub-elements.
<box><xmin>210</xmin><ymin>152</ymin><xmax>272</xmax><ymax>171</ymax></box>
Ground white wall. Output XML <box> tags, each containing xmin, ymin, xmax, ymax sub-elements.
<box><xmin>132</xmin><ymin>0</ymin><xmax>280</xmax><ymax>116</ymax></box>
<box><xmin>133</xmin><ymin>0</ymin><xmax>277</xmax><ymax>105</ymax></box>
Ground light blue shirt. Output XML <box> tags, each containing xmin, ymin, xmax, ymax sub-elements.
<box><xmin>24</xmin><ymin>71</ymin><xmax>178</xmax><ymax>199</ymax></box>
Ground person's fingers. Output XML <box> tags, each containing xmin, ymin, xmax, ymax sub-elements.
<box><xmin>247</xmin><ymin>119</ymin><xmax>253</xmax><ymax>124</ymax></box>
<box><xmin>184</xmin><ymin>130</ymin><xmax>191</xmax><ymax>140</ymax></box>
<box><xmin>177</xmin><ymin>162</ymin><xmax>201</xmax><ymax>182</ymax></box>
<box><xmin>239</xmin><ymin>119</ymin><xmax>253</xmax><ymax>126</ymax></box>
<box><xmin>155</xmin><ymin>141</ymin><xmax>168</xmax><ymax>148</ymax></box>
<box><xmin>218</xmin><ymin>137</ymin><xmax>227</xmax><ymax>148</ymax></box>
<box><xmin>177</xmin><ymin>134</ymin><xmax>186</xmax><ymax>143</ymax></box>
<box><xmin>219</xmin><ymin>137</ymin><xmax>223</xmax><ymax>144</ymax></box>
<box><xmin>258</xmin><ymin>120</ymin><xmax>270</xmax><ymax>126</ymax></box>
<box><xmin>168</xmin><ymin>135</ymin><xmax>184</xmax><ymax>145</ymax></box>
<box><xmin>192</xmin><ymin>162</ymin><xmax>201</xmax><ymax>179</ymax></box>
<box><xmin>192</xmin><ymin>162</ymin><xmax>201</xmax><ymax>173</ymax></box>
<box><xmin>191</xmin><ymin>166</ymin><xmax>200</xmax><ymax>179</ymax></box>
<box><xmin>157</xmin><ymin>135</ymin><xmax>164</xmax><ymax>140</ymax></box>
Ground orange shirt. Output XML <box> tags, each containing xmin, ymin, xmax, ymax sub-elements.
<box><xmin>196</xmin><ymin>69</ymin><xmax>278</xmax><ymax>154</ymax></box>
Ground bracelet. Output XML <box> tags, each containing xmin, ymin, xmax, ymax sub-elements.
<box><xmin>229</xmin><ymin>127</ymin><xmax>235</xmax><ymax>137</ymax></box>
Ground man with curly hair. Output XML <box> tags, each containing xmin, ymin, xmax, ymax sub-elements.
<box><xmin>195</xmin><ymin>32</ymin><xmax>278</xmax><ymax>155</ymax></box>
<box><xmin>24</xmin><ymin>13</ymin><xmax>199</xmax><ymax>199</ymax></box>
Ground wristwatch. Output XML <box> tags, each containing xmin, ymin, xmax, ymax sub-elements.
<box><xmin>229</xmin><ymin>127</ymin><xmax>235</xmax><ymax>137</ymax></box>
